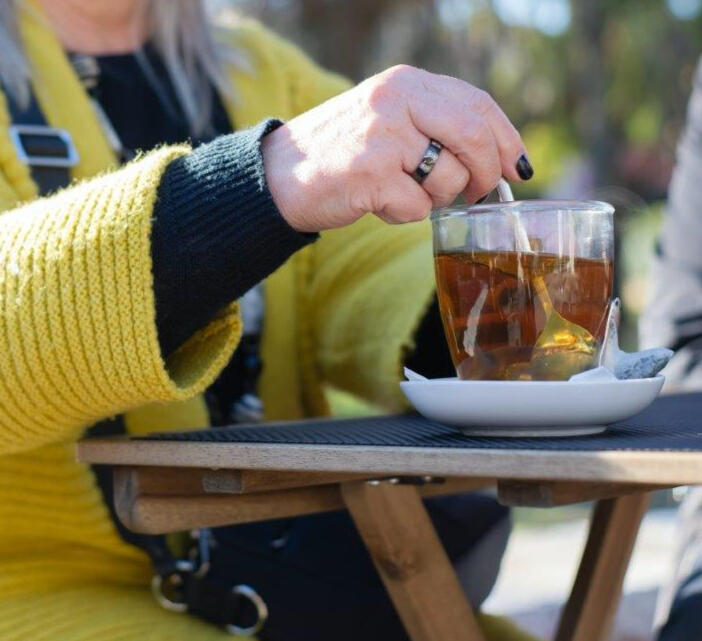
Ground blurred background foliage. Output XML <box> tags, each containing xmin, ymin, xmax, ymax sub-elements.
<box><xmin>213</xmin><ymin>0</ymin><xmax>702</xmax><ymax>353</ymax></box>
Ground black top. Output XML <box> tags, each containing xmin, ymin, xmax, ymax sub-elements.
<box><xmin>89</xmin><ymin>46</ymin><xmax>452</xmax><ymax>413</ymax></box>
<box><xmin>91</xmin><ymin>45</ymin><xmax>231</xmax><ymax>153</ymax></box>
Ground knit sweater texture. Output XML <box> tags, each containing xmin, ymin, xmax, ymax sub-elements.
<box><xmin>0</xmin><ymin>4</ymin><xmax>534</xmax><ymax>641</ymax></box>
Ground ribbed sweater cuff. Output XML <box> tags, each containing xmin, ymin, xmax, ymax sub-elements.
<box><xmin>152</xmin><ymin>119</ymin><xmax>316</xmax><ymax>356</ymax></box>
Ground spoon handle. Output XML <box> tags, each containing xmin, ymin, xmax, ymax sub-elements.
<box><xmin>532</xmin><ymin>275</ymin><xmax>554</xmax><ymax>316</ymax></box>
<box><xmin>496</xmin><ymin>178</ymin><xmax>514</xmax><ymax>202</ymax></box>
<box><xmin>496</xmin><ymin>178</ymin><xmax>532</xmax><ymax>253</ymax></box>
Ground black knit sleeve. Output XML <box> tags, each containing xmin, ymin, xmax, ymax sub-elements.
<box><xmin>151</xmin><ymin>119</ymin><xmax>316</xmax><ymax>356</ymax></box>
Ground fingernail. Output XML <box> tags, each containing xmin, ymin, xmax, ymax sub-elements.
<box><xmin>516</xmin><ymin>154</ymin><xmax>534</xmax><ymax>180</ymax></box>
<box><xmin>476</xmin><ymin>194</ymin><xmax>489</xmax><ymax>204</ymax></box>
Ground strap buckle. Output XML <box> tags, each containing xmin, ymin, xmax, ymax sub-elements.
<box><xmin>151</xmin><ymin>529</ymin><xmax>213</xmax><ymax>612</ymax></box>
<box><xmin>150</xmin><ymin>559</ymin><xmax>195</xmax><ymax>613</ymax></box>
<box><xmin>8</xmin><ymin>124</ymin><xmax>79</xmax><ymax>168</ymax></box>
<box><xmin>150</xmin><ymin>529</ymin><xmax>268</xmax><ymax>637</ymax></box>
<box><xmin>225</xmin><ymin>585</ymin><xmax>269</xmax><ymax>637</ymax></box>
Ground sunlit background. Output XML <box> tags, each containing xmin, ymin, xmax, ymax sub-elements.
<box><xmin>209</xmin><ymin>2</ymin><xmax>702</xmax><ymax>638</ymax></box>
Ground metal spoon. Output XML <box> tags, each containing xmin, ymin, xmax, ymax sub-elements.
<box><xmin>495</xmin><ymin>180</ymin><xmax>597</xmax><ymax>377</ymax></box>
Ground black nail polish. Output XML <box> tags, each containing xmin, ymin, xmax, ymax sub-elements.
<box><xmin>476</xmin><ymin>194</ymin><xmax>489</xmax><ymax>204</ymax></box>
<box><xmin>516</xmin><ymin>154</ymin><xmax>534</xmax><ymax>180</ymax></box>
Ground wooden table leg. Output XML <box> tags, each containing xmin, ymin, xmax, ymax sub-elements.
<box><xmin>341</xmin><ymin>481</ymin><xmax>486</xmax><ymax>641</ymax></box>
<box><xmin>555</xmin><ymin>492</ymin><xmax>650</xmax><ymax>641</ymax></box>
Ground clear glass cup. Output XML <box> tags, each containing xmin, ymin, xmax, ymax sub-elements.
<box><xmin>431</xmin><ymin>200</ymin><xmax>615</xmax><ymax>381</ymax></box>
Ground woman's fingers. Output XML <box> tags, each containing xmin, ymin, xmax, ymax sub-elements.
<box><xmin>409</xmin><ymin>94</ymin><xmax>503</xmax><ymax>203</ymax></box>
<box><xmin>376</xmin><ymin>172</ymin><xmax>433</xmax><ymax>224</ymax></box>
<box><xmin>408</xmin><ymin>93</ymin><xmax>503</xmax><ymax>202</ymax></box>
<box><xmin>484</xmin><ymin>101</ymin><xmax>532</xmax><ymax>182</ymax></box>
<box><xmin>439</xmin><ymin>74</ymin><xmax>531</xmax><ymax>182</ymax></box>
<box><xmin>454</xmin><ymin>114</ymin><xmax>502</xmax><ymax>203</ymax></box>
<box><xmin>423</xmin><ymin>147</ymin><xmax>472</xmax><ymax>207</ymax></box>
<box><xmin>404</xmin><ymin>70</ymin><xmax>528</xmax><ymax>189</ymax></box>
<box><xmin>402</xmin><ymin>131</ymin><xmax>471</xmax><ymax>207</ymax></box>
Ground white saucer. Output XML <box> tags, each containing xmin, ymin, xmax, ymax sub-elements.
<box><xmin>400</xmin><ymin>376</ymin><xmax>664</xmax><ymax>437</ymax></box>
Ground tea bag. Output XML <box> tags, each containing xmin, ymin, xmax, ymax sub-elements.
<box><xmin>599</xmin><ymin>298</ymin><xmax>622</xmax><ymax>373</ymax></box>
<box><xmin>572</xmin><ymin>298</ymin><xmax>673</xmax><ymax>381</ymax></box>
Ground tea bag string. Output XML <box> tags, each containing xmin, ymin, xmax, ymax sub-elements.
<box><xmin>496</xmin><ymin>178</ymin><xmax>532</xmax><ymax>253</ymax></box>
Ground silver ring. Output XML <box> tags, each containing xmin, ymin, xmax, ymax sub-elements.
<box><xmin>412</xmin><ymin>139</ymin><xmax>443</xmax><ymax>183</ymax></box>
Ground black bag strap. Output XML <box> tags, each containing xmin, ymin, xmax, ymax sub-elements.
<box><xmin>87</xmin><ymin>417</ymin><xmax>184</xmax><ymax>579</ymax></box>
<box><xmin>5</xmin><ymin>87</ymin><xmax>78</xmax><ymax>195</ymax></box>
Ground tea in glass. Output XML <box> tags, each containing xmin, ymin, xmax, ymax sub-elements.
<box><xmin>431</xmin><ymin>201</ymin><xmax>614</xmax><ymax>381</ymax></box>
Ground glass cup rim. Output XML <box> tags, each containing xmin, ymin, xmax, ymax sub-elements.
<box><xmin>430</xmin><ymin>199</ymin><xmax>614</xmax><ymax>221</ymax></box>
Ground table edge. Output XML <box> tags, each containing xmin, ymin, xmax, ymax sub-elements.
<box><xmin>77</xmin><ymin>438</ymin><xmax>702</xmax><ymax>485</ymax></box>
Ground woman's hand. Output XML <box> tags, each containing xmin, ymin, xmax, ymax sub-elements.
<box><xmin>262</xmin><ymin>65</ymin><xmax>531</xmax><ymax>233</ymax></box>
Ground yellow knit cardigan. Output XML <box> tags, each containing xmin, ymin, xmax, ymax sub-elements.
<box><xmin>0</xmin><ymin>5</ymin><xmax>439</xmax><ymax>640</ymax></box>
<box><xmin>0</xmin><ymin>6</ymin><xmax>537</xmax><ymax>641</ymax></box>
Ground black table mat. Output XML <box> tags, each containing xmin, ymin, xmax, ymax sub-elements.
<box><xmin>137</xmin><ymin>392</ymin><xmax>702</xmax><ymax>453</ymax></box>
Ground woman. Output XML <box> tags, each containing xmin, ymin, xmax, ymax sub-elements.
<box><xmin>0</xmin><ymin>1</ymin><xmax>535</xmax><ymax>639</ymax></box>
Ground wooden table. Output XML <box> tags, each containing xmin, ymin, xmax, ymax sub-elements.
<box><xmin>78</xmin><ymin>393</ymin><xmax>702</xmax><ymax>641</ymax></box>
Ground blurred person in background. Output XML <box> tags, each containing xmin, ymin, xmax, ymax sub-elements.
<box><xmin>641</xmin><ymin>56</ymin><xmax>702</xmax><ymax>641</ymax></box>
<box><xmin>0</xmin><ymin>1</ymin><xmax>539</xmax><ymax>639</ymax></box>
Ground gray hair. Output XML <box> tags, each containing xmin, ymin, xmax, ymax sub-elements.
<box><xmin>0</xmin><ymin>0</ymin><xmax>243</xmax><ymax>136</ymax></box>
